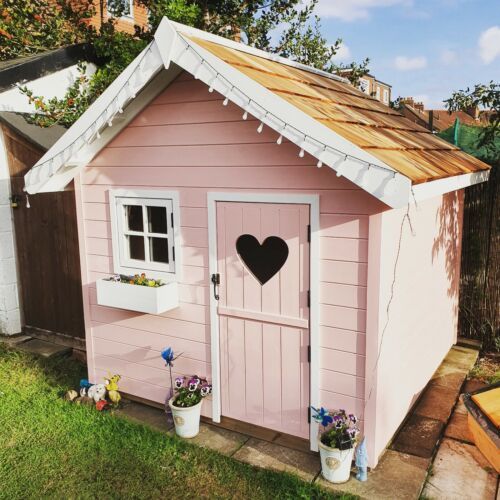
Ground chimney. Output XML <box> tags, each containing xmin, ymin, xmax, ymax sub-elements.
<box><xmin>429</xmin><ymin>110</ymin><xmax>434</xmax><ymax>131</ymax></box>
<box><xmin>414</xmin><ymin>102</ymin><xmax>425</xmax><ymax>112</ymax></box>
<box><xmin>400</xmin><ymin>97</ymin><xmax>415</xmax><ymax>107</ymax></box>
<box><xmin>465</xmin><ymin>105</ymin><xmax>480</xmax><ymax>120</ymax></box>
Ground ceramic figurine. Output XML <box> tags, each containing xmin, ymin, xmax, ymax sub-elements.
<box><xmin>79</xmin><ymin>379</ymin><xmax>93</xmax><ymax>397</ymax></box>
<box><xmin>355</xmin><ymin>437</ymin><xmax>368</xmax><ymax>482</ymax></box>
<box><xmin>105</xmin><ymin>374</ymin><xmax>121</xmax><ymax>405</ymax></box>
<box><xmin>64</xmin><ymin>390</ymin><xmax>78</xmax><ymax>402</ymax></box>
<box><xmin>95</xmin><ymin>400</ymin><xmax>109</xmax><ymax>411</ymax></box>
<box><xmin>88</xmin><ymin>383</ymin><xmax>107</xmax><ymax>403</ymax></box>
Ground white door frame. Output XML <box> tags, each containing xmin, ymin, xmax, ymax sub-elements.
<box><xmin>207</xmin><ymin>192</ymin><xmax>320</xmax><ymax>450</ymax></box>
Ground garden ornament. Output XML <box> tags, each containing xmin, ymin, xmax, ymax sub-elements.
<box><xmin>75</xmin><ymin>396</ymin><xmax>94</xmax><ymax>406</ymax></box>
<box><xmin>105</xmin><ymin>374</ymin><xmax>121</xmax><ymax>405</ymax></box>
<box><xmin>95</xmin><ymin>400</ymin><xmax>109</xmax><ymax>411</ymax></box>
<box><xmin>355</xmin><ymin>437</ymin><xmax>368</xmax><ymax>482</ymax></box>
<box><xmin>79</xmin><ymin>379</ymin><xmax>93</xmax><ymax>397</ymax></box>
<box><xmin>64</xmin><ymin>390</ymin><xmax>78</xmax><ymax>402</ymax></box>
<box><xmin>88</xmin><ymin>383</ymin><xmax>107</xmax><ymax>403</ymax></box>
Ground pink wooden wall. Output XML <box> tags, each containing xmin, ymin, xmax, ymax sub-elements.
<box><xmin>77</xmin><ymin>72</ymin><xmax>385</xmax><ymax>421</ymax></box>
<box><xmin>364</xmin><ymin>191</ymin><xmax>463</xmax><ymax>466</ymax></box>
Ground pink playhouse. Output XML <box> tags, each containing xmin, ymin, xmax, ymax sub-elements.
<box><xmin>24</xmin><ymin>19</ymin><xmax>490</xmax><ymax>467</ymax></box>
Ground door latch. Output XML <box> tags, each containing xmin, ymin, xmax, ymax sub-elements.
<box><xmin>211</xmin><ymin>273</ymin><xmax>220</xmax><ymax>300</ymax></box>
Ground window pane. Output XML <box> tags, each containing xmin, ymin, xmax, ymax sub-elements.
<box><xmin>147</xmin><ymin>206</ymin><xmax>168</xmax><ymax>234</ymax></box>
<box><xmin>126</xmin><ymin>205</ymin><xmax>143</xmax><ymax>232</ymax></box>
<box><xmin>108</xmin><ymin>0</ymin><xmax>130</xmax><ymax>16</ymax></box>
<box><xmin>149</xmin><ymin>237</ymin><xmax>169</xmax><ymax>264</ymax></box>
<box><xmin>128</xmin><ymin>235</ymin><xmax>145</xmax><ymax>260</ymax></box>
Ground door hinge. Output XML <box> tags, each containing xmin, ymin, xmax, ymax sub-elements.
<box><xmin>307</xmin><ymin>406</ymin><xmax>311</xmax><ymax>423</ymax></box>
<box><xmin>307</xmin><ymin>224</ymin><xmax>311</xmax><ymax>243</ymax></box>
<box><xmin>307</xmin><ymin>345</ymin><xmax>311</xmax><ymax>363</ymax></box>
<box><xmin>307</xmin><ymin>290</ymin><xmax>310</xmax><ymax>308</ymax></box>
<box><xmin>171</xmin><ymin>212</ymin><xmax>174</xmax><ymax>227</ymax></box>
<box><xmin>172</xmin><ymin>246</ymin><xmax>175</xmax><ymax>261</ymax></box>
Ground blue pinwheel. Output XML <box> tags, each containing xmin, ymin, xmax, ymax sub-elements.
<box><xmin>311</xmin><ymin>406</ymin><xmax>333</xmax><ymax>427</ymax></box>
<box><xmin>161</xmin><ymin>347</ymin><xmax>175</xmax><ymax>367</ymax></box>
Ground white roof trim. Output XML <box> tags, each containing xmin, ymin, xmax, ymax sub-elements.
<box><xmin>411</xmin><ymin>169</ymin><xmax>490</xmax><ymax>202</ymax></box>
<box><xmin>24</xmin><ymin>17</ymin><xmax>487</xmax><ymax>208</ymax></box>
<box><xmin>168</xmin><ymin>21</ymin><xmax>351</xmax><ymax>85</ymax></box>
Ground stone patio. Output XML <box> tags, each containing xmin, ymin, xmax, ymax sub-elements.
<box><xmin>111</xmin><ymin>344</ymin><xmax>483</xmax><ymax>499</ymax></box>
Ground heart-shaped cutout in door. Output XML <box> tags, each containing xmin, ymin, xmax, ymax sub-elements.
<box><xmin>236</xmin><ymin>234</ymin><xmax>289</xmax><ymax>285</ymax></box>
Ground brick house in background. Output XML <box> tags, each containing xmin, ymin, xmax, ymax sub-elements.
<box><xmin>399</xmin><ymin>97</ymin><xmax>490</xmax><ymax>132</ymax></box>
<box><xmin>340</xmin><ymin>70</ymin><xmax>392</xmax><ymax>106</ymax></box>
<box><xmin>88</xmin><ymin>0</ymin><xmax>149</xmax><ymax>34</ymax></box>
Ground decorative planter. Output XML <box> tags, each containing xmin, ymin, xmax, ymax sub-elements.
<box><xmin>168</xmin><ymin>398</ymin><xmax>203</xmax><ymax>438</ymax></box>
<box><xmin>96</xmin><ymin>279</ymin><xmax>179</xmax><ymax>314</ymax></box>
<box><xmin>318</xmin><ymin>439</ymin><xmax>355</xmax><ymax>483</ymax></box>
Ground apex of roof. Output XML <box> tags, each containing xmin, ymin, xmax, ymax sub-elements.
<box><xmin>23</xmin><ymin>17</ymin><xmax>490</xmax><ymax>207</ymax></box>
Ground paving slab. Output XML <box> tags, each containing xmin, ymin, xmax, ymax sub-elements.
<box><xmin>444</xmin><ymin>346</ymin><xmax>479</xmax><ymax>370</ymax></box>
<box><xmin>316</xmin><ymin>450</ymin><xmax>429</xmax><ymax>500</ymax></box>
<box><xmin>189</xmin><ymin>423</ymin><xmax>248</xmax><ymax>456</ymax></box>
<box><xmin>422</xmin><ymin>438</ymin><xmax>497</xmax><ymax>500</ymax></box>
<box><xmin>117</xmin><ymin>401</ymin><xmax>173</xmax><ymax>433</ymax></box>
<box><xmin>429</xmin><ymin>370</ymin><xmax>467</xmax><ymax>392</ymax></box>
<box><xmin>464</xmin><ymin>378</ymin><xmax>487</xmax><ymax>394</ymax></box>
<box><xmin>444</xmin><ymin>409</ymin><xmax>474</xmax><ymax>444</ymax></box>
<box><xmin>17</xmin><ymin>338</ymin><xmax>71</xmax><ymax>358</ymax></box>
<box><xmin>232</xmin><ymin>437</ymin><xmax>320</xmax><ymax>482</ymax></box>
<box><xmin>414</xmin><ymin>384</ymin><xmax>461</xmax><ymax>423</ymax></box>
<box><xmin>0</xmin><ymin>335</ymin><xmax>32</xmax><ymax>346</ymax></box>
<box><xmin>391</xmin><ymin>414</ymin><xmax>444</xmax><ymax>459</ymax></box>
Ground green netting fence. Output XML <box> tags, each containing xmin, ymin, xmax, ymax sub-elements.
<box><xmin>439</xmin><ymin>122</ymin><xmax>499</xmax><ymax>351</ymax></box>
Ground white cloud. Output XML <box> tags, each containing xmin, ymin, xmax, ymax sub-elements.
<box><xmin>394</xmin><ymin>55</ymin><xmax>427</xmax><ymax>70</ymax></box>
<box><xmin>332</xmin><ymin>43</ymin><xmax>352</xmax><ymax>62</ymax></box>
<box><xmin>478</xmin><ymin>26</ymin><xmax>500</xmax><ymax>64</ymax></box>
<box><xmin>314</xmin><ymin>0</ymin><xmax>411</xmax><ymax>22</ymax></box>
<box><xmin>440</xmin><ymin>49</ymin><xmax>457</xmax><ymax>65</ymax></box>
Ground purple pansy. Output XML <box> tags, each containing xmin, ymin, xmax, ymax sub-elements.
<box><xmin>174</xmin><ymin>377</ymin><xmax>184</xmax><ymax>389</ymax></box>
<box><xmin>188</xmin><ymin>377</ymin><xmax>200</xmax><ymax>392</ymax></box>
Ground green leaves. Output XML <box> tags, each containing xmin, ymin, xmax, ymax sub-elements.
<box><xmin>10</xmin><ymin>0</ymin><xmax>371</xmax><ymax>128</ymax></box>
<box><xmin>444</xmin><ymin>81</ymin><xmax>500</xmax><ymax>156</ymax></box>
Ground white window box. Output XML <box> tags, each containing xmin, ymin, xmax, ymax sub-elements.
<box><xmin>96</xmin><ymin>279</ymin><xmax>179</xmax><ymax>314</ymax></box>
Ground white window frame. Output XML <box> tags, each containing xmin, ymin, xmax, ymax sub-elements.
<box><xmin>375</xmin><ymin>86</ymin><xmax>381</xmax><ymax>100</ymax></box>
<box><xmin>107</xmin><ymin>0</ymin><xmax>134</xmax><ymax>20</ymax></box>
<box><xmin>109</xmin><ymin>189</ymin><xmax>181</xmax><ymax>282</ymax></box>
<box><xmin>383</xmin><ymin>88</ymin><xmax>389</xmax><ymax>103</ymax></box>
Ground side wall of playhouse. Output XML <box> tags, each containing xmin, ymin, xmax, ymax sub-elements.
<box><xmin>75</xmin><ymin>72</ymin><xmax>383</xmax><ymax>420</ymax></box>
<box><xmin>365</xmin><ymin>191</ymin><xmax>463</xmax><ymax>463</ymax></box>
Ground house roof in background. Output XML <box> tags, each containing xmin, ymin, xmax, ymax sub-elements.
<box><xmin>24</xmin><ymin>18</ymin><xmax>490</xmax><ymax>208</ymax></box>
<box><xmin>401</xmin><ymin>105</ymin><xmax>491</xmax><ymax>132</ymax></box>
<box><xmin>0</xmin><ymin>44</ymin><xmax>96</xmax><ymax>93</ymax></box>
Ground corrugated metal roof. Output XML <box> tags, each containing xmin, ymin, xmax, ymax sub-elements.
<box><xmin>190</xmin><ymin>36</ymin><xmax>490</xmax><ymax>185</ymax></box>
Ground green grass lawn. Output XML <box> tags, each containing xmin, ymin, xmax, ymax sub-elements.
<box><xmin>0</xmin><ymin>345</ymin><xmax>353</xmax><ymax>499</ymax></box>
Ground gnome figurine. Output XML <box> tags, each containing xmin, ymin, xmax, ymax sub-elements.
<box><xmin>355</xmin><ymin>437</ymin><xmax>368</xmax><ymax>482</ymax></box>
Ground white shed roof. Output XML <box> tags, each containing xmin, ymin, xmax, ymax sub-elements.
<box><xmin>24</xmin><ymin>18</ymin><xmax>490</xmax><ymax>207</ymax></box>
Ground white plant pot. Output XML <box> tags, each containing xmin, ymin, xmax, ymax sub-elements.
<box><xmin>168</xmin><ymin>398</ymin><xmax>202</xmax><ymax>438</ymax></box>
<box><xmin>318</xmin><ymin>439</ymin><xmax>355</xmax><ymax>483</ymax></box>
<box><xmin>96</xmin><ymin>278</ymin><xmax>179</xmax><ymax>314</ymax></box>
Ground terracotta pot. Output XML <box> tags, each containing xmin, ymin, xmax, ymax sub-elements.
<box><xmin>318</xmin><ymin>439</ymin><xmax>355</xmax><ymax>483</ymax></box>
<box><xmin>168</xmin><ymin>397</ymin><xmax>202</xmax><ymax>438</ymax></box>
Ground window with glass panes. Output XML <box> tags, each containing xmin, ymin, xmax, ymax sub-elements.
<box><xmin>113</xmin><ymin>195</ymin><xmax>177</xmax><ymax>276</ymax></box>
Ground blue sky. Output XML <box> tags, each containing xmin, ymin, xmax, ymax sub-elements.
<box><xmin>314</xmin><ymin>0</ymin><xmax>500</xmax><ymax>108</ymax></box>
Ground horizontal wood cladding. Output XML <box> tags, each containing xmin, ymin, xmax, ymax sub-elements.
<box><xmin>80</xmin><ymin>72</ymin><xmax>377</xmax><ymax>408</ymax></box>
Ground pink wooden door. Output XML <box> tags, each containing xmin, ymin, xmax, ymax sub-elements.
<box><xmin>216</xmin><ymin>202</ymin><xmax>310</xmax><ymax>439</ymax></box>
